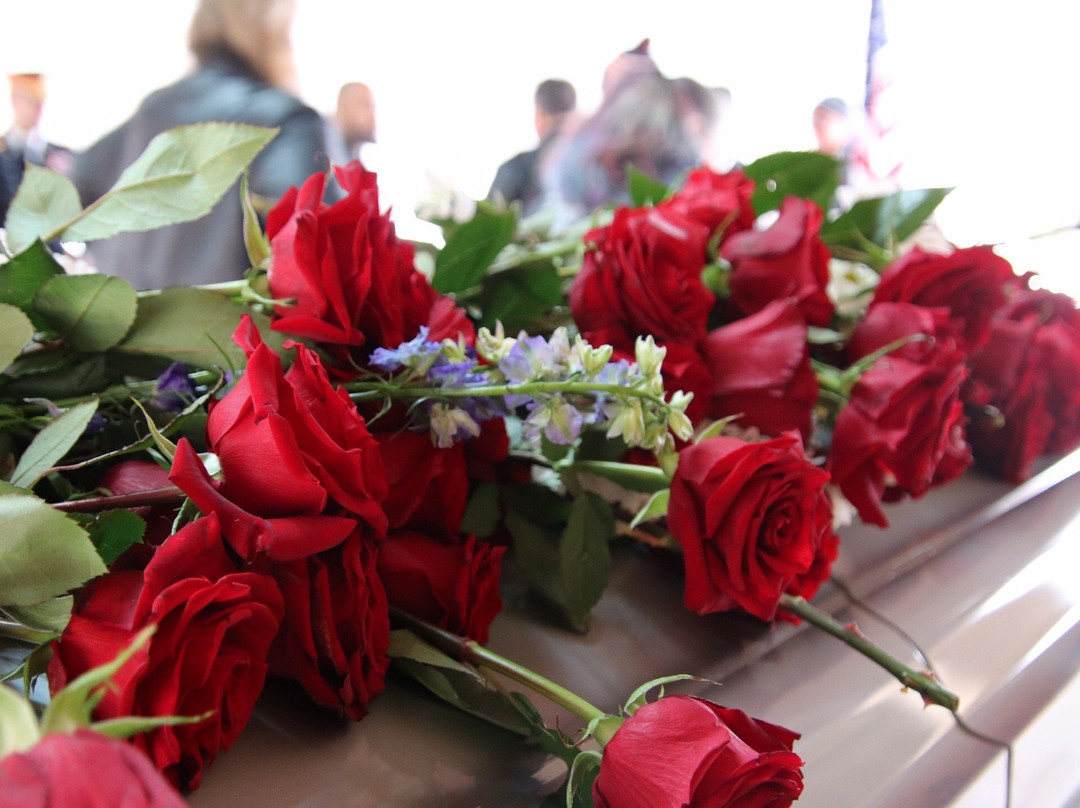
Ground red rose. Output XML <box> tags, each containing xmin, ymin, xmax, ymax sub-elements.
<box><xmin>570</xmin><ymin>206</ymin><xmax>712</xmax><ymax>352</ymax></box>
<box><xmin>0</xmin><ymin>729</ymin><xmax>188</xmax><ymax>808</ymax></box>
<box><xmin>669</xmin><ymin>433</ymin><xmax>837</xmax><ymax>621</ymax></box>
<box><xmin>377</xmin><ymin>530</ymin><xmax>506</xmax><ymax>644</ymax></box>
<box><xmin>827</xmin><ymin>309</ymin><xmax>970</xmax><ymax>526</ymax></box>
<box><xmin>98</xmin><ymin>460</ymin><xmax>178</xmax><ymax>547</ymax></box>
<box><xmin>721</xmin><ymin>196</ymin><xmax>834</xmax><ymax>327</ymax></box>
<box><xmin>267</xmin><ymin>529</ymin><xmax>391</xmax><ymax>719</ymax></box>
<box><xmin>48</xmin><ymin>515</ymin><xmax>283</xmax><ymax>789</ymax></box>
<box><xmin>266</xmin><ymin>162</ymin><xmax>473</xmax><ymax>366</ymax></box>
<box><xmin>592</xmin><ymin>695</ymin><xmax>804</xmax><ymax>808</ymax></box>
<box><xmin>375</xmin><ymin>429</ymin><xmax>469</xmax><ymax>536</ymax></box>
<box><xmin>966</xmin><ymin>288</ymin><xmax>1080</xmax><ymax>482</ymax></box>
<box><xmin>660</xmin><ymin>166</ymin><xmax>757</xmax><ymax>243</ymax></box>
<box><xmin>871</xmin><ymin>245</ymin><xmax>1013</xmax><ymax>352</ymax></box>
<box><xmin>848</xmin><ymin>302</ymin><xmax>959</xmax><ymax>363</ymax></box>
<box><xmin>702</xmin><ymin>298</ymin><xmax>819</xmax><ymax>440</ymax></box>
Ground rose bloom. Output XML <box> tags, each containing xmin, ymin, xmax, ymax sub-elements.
<box><xmin>570</xmin><ymin>205</ymin><xmax>713</xmax><ymax>352</ymax></box>
<box><xmin>669</xmin><ymin>433</ymin><xmax>838</xmax><ymax>621</ymax></box>
<box><xmin>48</xmin><ymin>515</ymin><xmax>283</xmax><ymax>790</ymax></box>
<box><xmin>593</xmin><ymin>695</ymin><xmax>804</xmax><ymax>808</ymax></box>
<box><xmin>267</xmin><ymin>529</ymin><xmax>391</xmax><ymax>720</ymax></box>
<box><xmin>266</xmin><ymin>162</ymin><xmax>473</xmax><ymax>366</ymax></box>
<box><xmin>375</xmin><ymin>428</ymin><xmax>470</xmax><ymax>536</ymax></box>
<box><xmin>966</xmin><ymin>287</ymin><xmax>1080</xmax><ymax>482</ymax></box>
<box><xmin>702</xmin><ymin>298</ymin><xmax>819</xmax><ymax>440</ymax></box>
<box><xmin>170</xmin><ymin>441</ymin><xmax>391</xmax><ymax>719</ymax></box>
<box><xmin>721</xmin><ymin>196</ymin><xmax>834</xmax><ymax>328</ymax></box>
<box><xmin>871</xmin><ymin>245</ymin><xmax>1013</xmax><ymax>352</ymax></box>
<box><xmin>660</xmin><ymin>166</ymin><xmax>757</xmax><ymax>244</ymax></box>
<box><xmin>175</xmin><ymin>316</ymin><xmax>388</xmax><ymax>561</ymax></box>
<box><xmin>828</xmin><ymin>304</ymin><xmax>971</xmax><ymax>527</ymax></box>
<box><xmin>0</xmin><ymin>729</ymin><xmax>188</xmax><ymax>808</ymax></box>
<box><xmin>377</xmin><ymin>530</ymin><xmax>506</xmax><ymax>645</ymax></box>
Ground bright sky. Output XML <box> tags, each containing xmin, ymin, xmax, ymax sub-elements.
<box><xmin>4</xmin><ymin>1</ymin><xmax>1077</xmax><ymax>252</ymax></box>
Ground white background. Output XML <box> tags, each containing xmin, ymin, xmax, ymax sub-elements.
<box><xmin>3</xmin><ymin>1</ymin><xmax>1077</xmax><ymax>249</ymax></box>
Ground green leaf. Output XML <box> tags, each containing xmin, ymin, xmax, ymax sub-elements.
<box><xmin>0</xmin><ymin>304</ymin><xmax>34</xmax><ymax>373</ymax></box>
<box><xmin>10</xmin><ymin>399</ymin><xmax>99</xmax><ymax>489</ymax></box>
<box><xmin>627</xmin><ymin>166</ymin><xmax>671</xmax><ymax>207</ymax></box>
<box><xmin>81</xmin><ymin>510</ymin><xmax>146</xmax><ymax>566</ymax></box>
<box><xmin>628</xmin><ymin>489</ymin><xmax>670</xmax><ymax>529</ymax></box>
<box><xmin>4</xmin><ymin>597</ymin><xmax>73</xmax><ymax>634</ymax></box>
<box><xmin>432</xmin><ymin>210</ymin><xmax>517</xmax><ymax>295</ymax></box>
<box><xmin>240</xmin><ymin>171</ymin><xmax>271</xmax><ymax>270</ymax></box>
<box><xmin>33</xmin><ymin>274</ymin><xmax>138</xmax><ymax>353</ymax></box>
<box><xmin>559</xmin><ymin>493</ymin><xmax>614</xmax><ymax>628</ymax></box>
<box><xmin>0</xmin><ymin>494</ymin><xmax>107</xmax><ymax>606</ymax></box>
<box><xmin>566</xmin><ymin>749</ymin><xmax>603</xmax><ymax>808</ymax></box>
<box><xmin>460</xmin><ymin>483</ymin><xmax>501</xmax><ymax>538</ymax></box>
<box><xmin>820</xmin><ymin>188</ymin><xmax>952</xmax><ymax>254</ymax></box>
<box><xmin>566</xmin><ymin>460</ymin><xmax>670</xmax><ymax>493</ymax></box>
<box><xmin>114</xmin><ymin>287</ymin><xmax>284</xmax><ymax>369</ymax></box>
<box><xmin>0</xmin><ymin>355</ymin><xmax>107</xmax><ymax>401</ymax></box>
<box><xmin>476</xmin><ymin>264</ymin><xmax>565</xmax><ymax>334</ymax></box>
<box><xmin>0</xmin><ymin>240</ymin><xmax>64</xmax><ymax>328</ymax></box>
<box><xmin>0</xmin><ymin>682</ymin><xmax>41</xmax><ymax>758</ymax></box>
<box><xmin>51</xmin><ymin>124</ymin><xmax>277</xmax><ymax>245</ymax></box>
<box><xmin>622</xmin><ymin>674</ymin><xmax>696</xmax><ymax>716</ymax></box>
<box><xmin>387</xmin><ymin>631</ymin><xmax>531</xmax><ymax>734</ymax></box>
<box><xmin>743</xmin><ymin>150</ymin><xmax>841</xmax><ymax>215</ymax></box>
<box><xmin>4</xmin><ymin>165</ymin><xmax>83</xmax><ymax>254</ymax></box>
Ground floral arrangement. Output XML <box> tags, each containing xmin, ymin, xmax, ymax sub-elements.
<box><xmin>2</xmin><ymin>123</ymin><xmax>1079</xmax><ymax>807</ymax></box>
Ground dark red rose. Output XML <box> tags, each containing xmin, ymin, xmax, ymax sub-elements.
<box><xmin>267</xmin><ymin>529</ymin><xmax>390</xmax><ymax>720</ymax></box>
<box><xmin>966</xmin><ymin>289</ymin><xmax>1080</xmax><ymax>482</ymax></box>
<box><xmin>266</xmin><ymin>162</ymin><xmax>473</xmax><ymax>365</ymax></box>
<box><xmin>570</xmin><ymin>205</ymin><xmax>713</xmax><ymax>352</ymax></box>
<box><xmin>375</xmin><ymin>429</ymin><xmax>469</xmax><ymax>536</ymax></box>
<box><xmin>721</xmin><ymin>196</ymin><xmax>834</xmax><ymax>327</ymax></box>
<box><xmin>668</xmin><ymin>433</ymin><xmax>837</xmax><ymax>621</ymax></box>
<box><xmin>377</xmin><ymin>530</ymin><xmax>506</xmax><ymax>644</ymax></box>
<box><xmin>592</xmin><ymin>695</ymin><xmax>804</xmax><ymax>808</ymax></box>
<box><xmin>462</xmin><ymin>417</ymin><xmax>511</xmax><ymax>482</ymax></box>
<box><xmin>702</xmin><ymin>298</ymin><xmax>819</xmax><ymax>440</ymax></box>
<box><xmin>48</xmin><ymin>515</ymin><xmax>283</xmax><ymax>790</ymax></box>
<box><xmin>827</xmin><ymin>319</ymin><xmax>970</xmax><ymax>527</ymax></box>
<box><xmin>660</xmin><ymin>166</ymin><xmax>757</xmax><ymax>244</ymax></box>
<box><xmin>848</xmin><ymin>301</ymin><xmax>959</xmax><ymax>363</ymax></box>
<box><xmin>871</xmin><ymin>245</ymin><xmax>1013</xmax><ymax>352</ymax></box>
<box><xmin>0</xmin><ymin>729</ymin><xmax>188</xmax><ymax>808</ymax></box>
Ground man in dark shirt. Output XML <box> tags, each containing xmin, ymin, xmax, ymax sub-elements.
<box><xmin>488</xmin><ymin>79</ymin><xmax>576</xmax><ymax>217</ymax></box>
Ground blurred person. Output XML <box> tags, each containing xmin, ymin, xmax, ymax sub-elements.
<box><xmin>0</xmin><ymin>73</ymin><xmax>73</xmax><ymax>225</ymax></box>
<box><xmin>327</xmin><ymin>81</ymin><xmax>376</xmax><ymax>165</ymax></box>
<box><xmin>70</xmin><ymin>0</ymin><xmax>331</xmax><ymax>289</ymax></box>
<box><xmin>812</xmin><ymin>97</ymin><xmax>855</xmax><ymax>173</ymax></box>
<box><xmin>487</xmin><ymin>78</ymin><xmax>576</xmax><ymax>216</ymax></box>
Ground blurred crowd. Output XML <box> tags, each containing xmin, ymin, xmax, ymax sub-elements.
<box><xmin>1</xmin><ymin>0</ymin><xmax>894</xmax><ymax>290</ymax></box>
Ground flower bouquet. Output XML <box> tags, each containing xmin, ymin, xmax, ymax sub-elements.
<box><xmin>2</xmin><ymin>123</ymin><xmax>1079</xmax><ymax>807</ymax></box>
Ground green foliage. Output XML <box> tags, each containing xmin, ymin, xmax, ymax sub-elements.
<box><xmin>628</xmin><ymin>489</ymin><xmax>669</xmax><ymax>529</ymax></box>
<box><xmin>0</xmin><ymin>241</ymin><xmax>64</xmax><ymax>329</ymax></box>
<box><xmin>566</xmin><ymin>749</ymin><xmax>603</xmax><ymax>808</ymax></box>
<box><xmin>78</xmin><ymin>509</ymin><xmax>146</xmax><ymax>566</ymax></box>
<box><xmin>627</xmin><ymin>166</ymin><xmax>671</xmax><ymax>207</ymax></box>
<box><xmin>0</xmin><ymin>682</ymin><xmax>41</xmax><ymax>757</ymax></box>
<box><xmin>9</xmin><ymin>399</ymin><xmax>99</xmax><ymax>489</ymax></box>
<box><xmin>4</xmin><ymin>596</ymin><xmax>74</xmax><ymax>635</ymax></box>
<box><xmin>432</xmin><ymin>209</ymin><xmax>517</xmax><ymax>295</ymax></box>
<box><xmin>33</xmin><ymin>274</ymin><xmax>138</xmax><ymax>353</ymax></box>
<box><xmin>0</xmin><ymin>494</ymin><xmax>107</xmax><ymax>607</ymax></box>
<box><xmin>820</xmin><ymin>187</ymin><xmax>952</xmax><ymax>258</ymax></box>
<box><xmin>743</xmin><ymin>150</ymin><xmax>841</xmax><ymax>215</ymax></box>
<box><xmin>240</xmin><ymin>171</ymin><xmax>272</xmax><ymax>270</ymax></box>
<box><xmin>7</xmin><ymin>124</ymin><xmax>278</xmax><ymax>253</ymax></box>
<box><xmin>0</xmin><ymin>304</ymin><xmax>34</xmax><ymax>374</ymax></box>
<box><xmin>474</xmin><ymin>264</ymin><xmax>566</xmax><ymax>334</ymax></box>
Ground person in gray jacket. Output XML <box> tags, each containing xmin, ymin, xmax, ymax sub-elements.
<box><xmin>72</xmin><ymin>0</ymin><xmax>331</xmax><ymax>289</ymax></box>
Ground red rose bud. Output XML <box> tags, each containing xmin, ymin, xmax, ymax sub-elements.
<box><xmin>48</xmin><ymin>515</ymin><xmax>283</xmax><ymax>790</ymax></box>
<box><xmin>266</xmin><ymin>162</ymin><xmax>472</xmax><ymax>368</ymax></box>
<box><xmin>592</xmin><ymin>695</ymin><xmax>804</xmax><ymax>808</ymax></box>
<box><xmin>570</xmin><ymin>205</ymin><xmax>713</xmax><ymax>353</ymax></box>
<box><xmin>669</xmin><ymin>433</ymin><xmax>838</xmax><ymax>621</ymax></box>
<box><xmin>660</xmin><ymin>166</ymin><xmax>757</xmax><ymax>246</ymax></box>
<box><xmin>871</xmin><ymin>245</ymin><xmax>1014</xmax><ymax>352</ymax></box>
<box><xmin>377</xmin><ymin>530</ymin><xmax>506</xmax><ymax>645</ymax></box>
<box><xmin>703</xmin><ymin>298</ymin><xmax>819</xmax><ymax>440</ymax></box>
<box><xmin>0</xmin><ymin>729</ymin><xmax>188</xmax><ymax>808</ymax></box>
<box><xmin>721</xmin><ymin>196</ymin><xmax>834</xmax><ymax>328</ymax></box>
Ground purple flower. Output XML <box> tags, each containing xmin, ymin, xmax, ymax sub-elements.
<box><xmin>150</xmin><ymin>362</ymin><xmax>196</xmax><ymax>413</ymax></box>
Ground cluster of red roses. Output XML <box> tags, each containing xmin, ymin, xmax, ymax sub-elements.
<box><xmin>46</xmin><ymin>165</ymin><xmax>510</xmax><ymax>791</ymax></box>
<box><xmin>571</xmin><ymin>166</ymin><xmax>1080</xmax><ymax>623</ymax></box>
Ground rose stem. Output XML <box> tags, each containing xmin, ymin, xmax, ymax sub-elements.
<box><xmin>390</xmin><ymin>608</ymin><xmax>620</xmax><ymax>743</ymax></box>
<box><xmin>51</xmin><ymin>486</ymin><xmax>187</xmax><ymax>514</ymax></box>
<box><xmin>779</xmin><ymin>593</ymin><xmax>960</xmax><ymax>711</ymax></box>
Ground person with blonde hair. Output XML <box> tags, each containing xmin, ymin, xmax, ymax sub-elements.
<box><xmin>71</xmin><ymin>0</ymin><xmax>330</xmax><ymax>289</ymax></box>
